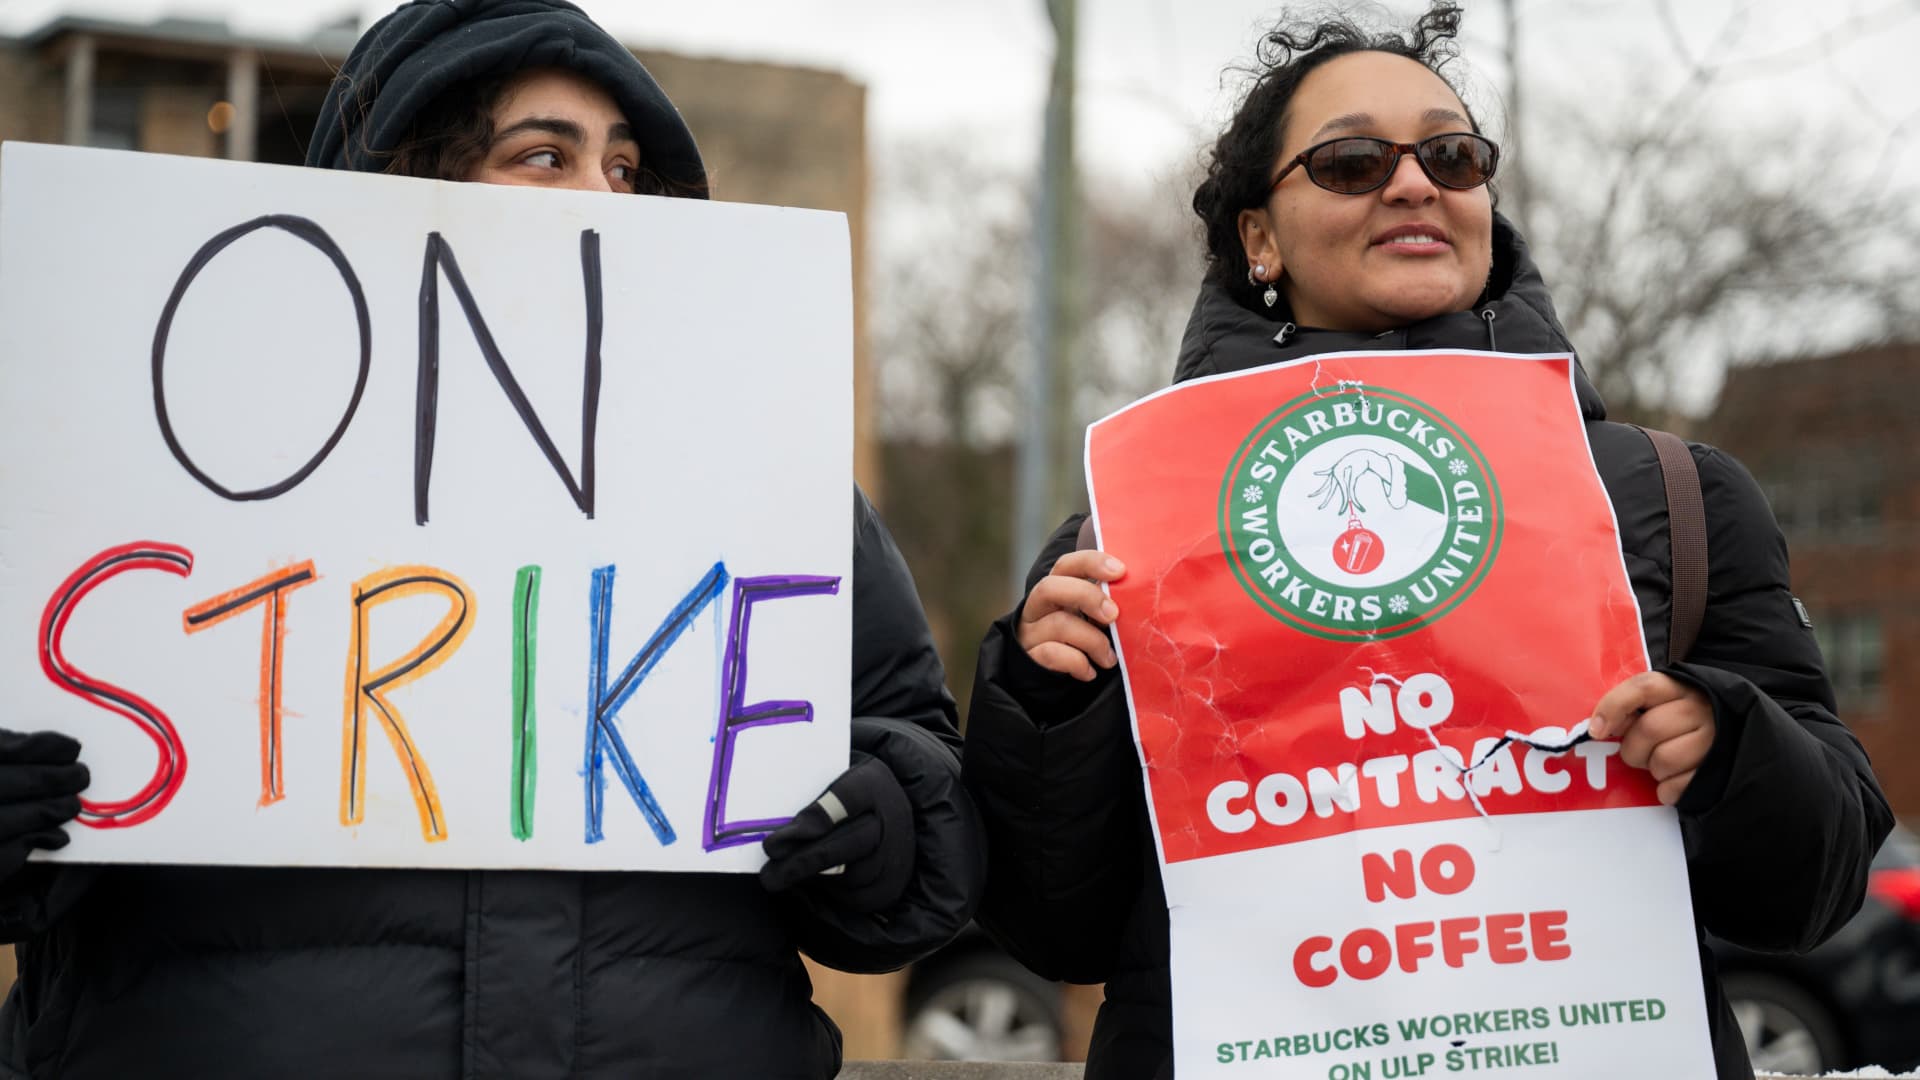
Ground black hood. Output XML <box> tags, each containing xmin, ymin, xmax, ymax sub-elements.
<box><xmin>306</xmin><ymin>0</ymin><xmax>705</xmax><ymax>193</ymax></box>
<box><xmin>1172</xmin><ymin>213</ymin><xmax>1605</xmax><ymax>420</ymax></box>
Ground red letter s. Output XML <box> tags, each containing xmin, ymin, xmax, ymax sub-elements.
<box><xmin>39</xmin><ymin>542</ymin><xmax>193</xmax><ymax>828</ymax></box>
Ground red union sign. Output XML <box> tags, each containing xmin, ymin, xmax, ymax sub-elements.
<box><xmin>1087</xmin><ymin>351</ymin><xmax>1659</xmax><ymax>864</ymax></box>
<box><xmin>1085</xmin><ymin>349</ymin><xmax>1716</xmax><ymax>1079</ymax></box>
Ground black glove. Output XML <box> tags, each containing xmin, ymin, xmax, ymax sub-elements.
<box><xmin>0</xmin><ymin>730</ymin><xmax>88</xmax><ymax>882</ymax></box>
<box><xmin>760</xmin><ymin>753</ymin><xmax>914</xmax><ymax>913</ymax></box>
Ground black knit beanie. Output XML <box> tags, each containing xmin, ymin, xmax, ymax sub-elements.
<box><xmin>305</xmin><ymin>0</ymin><xmax>705</xmax><ymax>193</ymax></box>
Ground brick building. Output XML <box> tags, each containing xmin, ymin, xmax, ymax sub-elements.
<box><xmin>1700</xmin><ymin>344</ymin><xmax>1920</xmax><ymax>819</ymax></box>
<box><xmin>0</xmin><ymin>8</ymin><xmax>918</xmax><ymax>1059</ymax></box>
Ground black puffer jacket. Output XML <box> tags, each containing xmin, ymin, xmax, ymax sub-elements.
<box><xmin>963</xmin><ymin>216</ymin><xmax>1893</xmax><ymax>1080</ymax></box>
<box><xmin>0</xmin><ymin>488</ymin><xmax>980</xmax><ymax>1079</ymax></box>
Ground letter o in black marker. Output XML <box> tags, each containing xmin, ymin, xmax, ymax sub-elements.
<box><xmin>151</xmin><ymin>215</ymin><xmax>372</xmax><ymax>501</ymax></box>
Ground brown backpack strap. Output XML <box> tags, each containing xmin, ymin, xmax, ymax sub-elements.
<box><xmin>1632</xmin><ymin>426</ymin><xmax>1708</xmax><ymax>665</ymax></box>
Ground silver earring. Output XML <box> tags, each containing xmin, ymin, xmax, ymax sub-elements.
<box><xmin>1263</xmin><ymin>281</ymin><xmax>1279</xmax><ymax>308</ymax></box>
<box><xmin>1248</xmin><ymin>264</ymin><xmax>1266</xmax><ymax>286</ymax></box>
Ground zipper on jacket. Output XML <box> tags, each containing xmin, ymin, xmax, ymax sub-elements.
<box><xmin>1272</xmin><ymin>321</ymin><xmax>1295</xmax><ymax>346</ymax></box>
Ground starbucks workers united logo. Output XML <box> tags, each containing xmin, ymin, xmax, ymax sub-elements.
<box><xmin>1220</xmin><ymin>385</ymin><xmax>1502</xmax><ymax>640</ymax></box>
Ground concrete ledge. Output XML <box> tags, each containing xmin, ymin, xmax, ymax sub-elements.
<box><xmin>837</xmin><ymin>1060</ymin><xmax>1843</xmax><ymax>1068</ymax></box>
<box><xmin>838</xmin><ymin>1065</ymin><xmax>1085</xmax><ymax>1079</ymax></box>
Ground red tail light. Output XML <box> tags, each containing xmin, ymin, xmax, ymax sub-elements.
<box><xmin>1867</xmin><ymin>867</ymin><xmax>1920</xmax><ymax>921</ymax></box>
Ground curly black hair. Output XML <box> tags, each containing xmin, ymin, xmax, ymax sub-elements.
<box><xmin>1191</xmin><ymin>3</ymin><xmax>1480</xmax><ymax>313</ymax></box>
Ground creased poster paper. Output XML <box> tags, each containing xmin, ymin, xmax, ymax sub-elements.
<box><xmin>1085</xmin><ymin>351</ymin><xmax>1716</xmax><ymax>1078</ymax></box>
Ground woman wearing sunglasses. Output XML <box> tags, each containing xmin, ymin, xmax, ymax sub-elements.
<box><xmin>0</xmin><ymin>2</ymin><xmax>984</xmax><ymax>1076</ymax></box>
<box><xmin>962</xmin><ymin>5</ymin><xmax>1889</xmax><ymax>1079</ymax></box>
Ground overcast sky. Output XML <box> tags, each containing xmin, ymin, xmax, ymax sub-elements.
<box><xmin>2</xmin><ymin>0</ymin><xmax>1914</xmax><ymax>195</ymax></box>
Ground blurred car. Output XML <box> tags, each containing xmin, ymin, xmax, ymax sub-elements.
<box><xmin>894</xmin><ymin>827</ymin><xmax>1920</xmax><ymax>1069</ymax></box>
<box><xmin>900</xmin><ymin>926</ymin><xmax>1066</xmax><ymax>1061</ymax></box>
<box><xmin>1710</xmin><ymin>823</ymin><xmax>1920</xmax><ymax>1074</ymax></box>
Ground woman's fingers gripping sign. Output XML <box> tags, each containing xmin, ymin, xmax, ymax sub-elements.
<box><xmin>1016</xmin><ymin>550</ymin><xmax>1127</xmax><ymax>681</ymax></box>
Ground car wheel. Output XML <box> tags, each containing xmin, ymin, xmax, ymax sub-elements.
<box><xmin>1723</xmin><ymin>972</ymin><xmax>1846</xmax><ymax>1074</ymax></box>
<box><xmin>901</xmin><ymin>952</ymin><xmax>1064</xmax><ymax>1061</ymax></box>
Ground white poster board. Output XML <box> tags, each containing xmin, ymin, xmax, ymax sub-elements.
<box><xmin>0</xmin><ymin>143</ymin><xmax>853</xmax><ymax>872</ymax></box>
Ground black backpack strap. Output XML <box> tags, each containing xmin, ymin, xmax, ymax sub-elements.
<box><xmin>1631</xmin><ymin>426</ymin><xmax>1708</xmax><ymax>665</ymax></box>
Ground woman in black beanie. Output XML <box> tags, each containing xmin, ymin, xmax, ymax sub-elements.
<box><xmin>0</xmin><ymin>3</ymin><xmax>983</xmax><ymax>1076</ymax></box>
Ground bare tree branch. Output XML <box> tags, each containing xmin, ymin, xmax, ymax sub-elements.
<box><xmin>1682</xmin><ymin>0</ymin><xmax>1918</xmax><ymax>85</ymax></box>
<box><xmin>1529</xmin><ymin>103</ymin><xmax>1920</xmax><ymax>421</ymax></box>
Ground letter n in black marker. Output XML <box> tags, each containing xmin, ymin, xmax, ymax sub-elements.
<box><xmin>415</xmin><ymin>230</ymin><xmax>603</xmax><ymax>525</ymax></box>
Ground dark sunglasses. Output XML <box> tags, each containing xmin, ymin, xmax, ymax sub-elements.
<box><xmin>1271</xmin><ymin>132</ymin><xmax>1499</xmax><ymax>195</ymax></box>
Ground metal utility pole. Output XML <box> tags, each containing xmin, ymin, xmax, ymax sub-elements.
<box><xmin>1012</xmin><ymin>0</ymin><xmax>1079</xmax><ymax>597</ymax></box>
<box><xmin>1497</xmin><ymin>0</ymin><xmax>1531</xmax><ymax>238</ymax></box>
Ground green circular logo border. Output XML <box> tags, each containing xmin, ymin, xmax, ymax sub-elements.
<box><xmin>1217</xmin><ymin>384</ymin><xmax>1505</xmax><ymax>641</ymax></box>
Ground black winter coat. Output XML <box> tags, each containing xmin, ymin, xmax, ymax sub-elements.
<box><xmin>962</xmin><ymin>218</ymin><xmax>1893</xmax><ymax>1080</ymax></box>
<box><xmin>0</xmin><ymin>488</ymin><xmax>984</xmax><ymax>1080</ymax></box>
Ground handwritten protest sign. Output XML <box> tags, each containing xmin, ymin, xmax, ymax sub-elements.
<box><xmin>1085</xmin><ymin>351</ymin><xmax>1716</xmax><ymax>1078</ymax></box>
<box><xmin>0</xmin><ymin>143</ymin><xmax>852</xmax><ymax>872</ymax></box>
